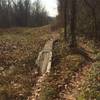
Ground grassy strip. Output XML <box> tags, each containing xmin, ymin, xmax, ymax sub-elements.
<box><xmin>77</xmin><ymin>61</ymin><xmax>100</xmax><ymax>100</ymax></box>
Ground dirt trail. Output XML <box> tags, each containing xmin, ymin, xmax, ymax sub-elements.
<box><xmin>28</xmin><ymin>33</ymin><xmax>59</xmax><ymax>100</ymax></box>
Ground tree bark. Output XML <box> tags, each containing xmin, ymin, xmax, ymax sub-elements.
<box><xmin>64</xmin><ymin>0</ymin><xmax>67</xmax><ymax>41</ymax></box>
<box><xmin>84</xmin><ymin>0</ymin><xmax>97</xmax><ymax>40</ymax></box>
<box><xmin>69</xmin><ymin>0</ymin><xmax>77</xmax><ymax>48</ymax></box>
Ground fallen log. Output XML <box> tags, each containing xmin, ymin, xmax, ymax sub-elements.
<box><xmin>36</xmin><ymin>39</ymin><xmax>53</xmax><ymax>74</ymax></box>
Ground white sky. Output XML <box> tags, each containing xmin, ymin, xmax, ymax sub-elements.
<box><xmin>32</xmin><ymin>0</ymin><xmax>58</xmax><ymax>17</ymax></box>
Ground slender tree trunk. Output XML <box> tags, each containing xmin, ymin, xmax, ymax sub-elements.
<box><xmin>84</xmin><ymin>0</ymin><xmax>97</xmax><ymax>40</ymax></box>
<box><xmin>92</xmin><ymin>10</ymin><xmax>97</xmax><ymax>40</ymax></box>
<box><xmin>64</xmin><ymin>0</ymin><xmax>67</xmax><ymax>41</ymax></box>
<box><xmin>69</xmin><ymin>0</ymin><xmax>77</xmax><ymax>48</ymax></box>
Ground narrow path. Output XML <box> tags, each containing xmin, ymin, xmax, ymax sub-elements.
<box><xmin>28</xmin><ymin>33</ymin><xmax>59</xmax><ymax>100</ymax></box>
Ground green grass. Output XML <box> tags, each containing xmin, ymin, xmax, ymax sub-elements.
<box><xmin>78</xmin><ymin>61</ymin><xmax>100</xmax><ymax>100</ymax></box>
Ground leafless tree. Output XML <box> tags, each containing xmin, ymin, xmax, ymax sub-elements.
<box><xmin>0</xmin><ymin>0</ymin><xmax>50</xmax><ymax>27</ymax></box>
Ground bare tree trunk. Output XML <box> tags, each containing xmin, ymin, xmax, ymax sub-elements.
<box><xmin>92</xmin><ymin>9</ymin><xmax>97</xmax><ymax>39</ymax></box>
<box><xmin>84</xmin><ymin>0</ymin><xmax>97</xmax><ymax>40</ymax></box>
<box><xmin>69</xmin><ymin>0</ymin><xmax>77</xmax><ymax>49</ymax></box>
<box><xmin>64</xmin><ymin>0</ymin><xmax>67</xmax><ymax>41</ymax></box>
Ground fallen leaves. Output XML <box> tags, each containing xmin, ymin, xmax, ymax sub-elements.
<box><xmin>0</xmin><ymin>27</ymin><xmax>51</xmax><ymax>99</ymax></box>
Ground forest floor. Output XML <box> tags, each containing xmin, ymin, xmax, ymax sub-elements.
<box><xmin>0</xmin><ymin>26</ymin><xmax>100</xmax><ymax>100</ymax></box>
<box><xmin>0</xmin><ymin>26</ymin><xmax>55</xmax><ymax>100</ymax></box>
<box><xmin>38</xmin><ymin>30</ymin><xmax>100</xmax><ymax>100</ymax></box>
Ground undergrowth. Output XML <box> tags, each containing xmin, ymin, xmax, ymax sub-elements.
<box><xmin>0</xmin><ymin>27</ymin><xmax>50</xmax><ymax>99</ymax></box>
<box><xmin>40</xmin><ymin>38</ymin><xmax>86</xmax><ymax>100</ymax></box>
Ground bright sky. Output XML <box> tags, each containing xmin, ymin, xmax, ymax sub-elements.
<box><xmin>32</xmin><ymin>0</ymin><xmax>58</xmax><ymax>17</ymax></box>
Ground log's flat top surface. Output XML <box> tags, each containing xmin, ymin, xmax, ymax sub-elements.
<box><xmin>43</xmin><ymin>33</ymin><xmax>60</xmax><ymax>50</ymax></box>
<box><xmin>43</xmin><ymin>40</ymin><xmax>53</xmax><ymax>51</ymax></box>
<box><xmin>37</xmin><ymin>33</ymin><xmax>59</xmax><ymax>74</ymax></box>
